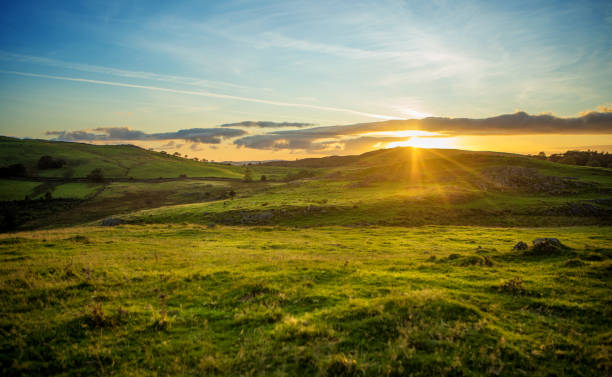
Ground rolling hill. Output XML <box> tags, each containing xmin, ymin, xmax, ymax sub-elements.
<box><xmin>2</xmin><ymin>136</ymin><xmax>611</xmax><ymax>231</ymax></box>
<box><xmin>0</xmin><ymin>136</ymin><xmax>245</xmax><ymax>179</ymax></box>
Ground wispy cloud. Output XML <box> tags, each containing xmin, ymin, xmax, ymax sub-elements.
<box><xmin>1</xmin><ymin>70</ymin><xmax>399</xmax><ymax>120</ymax></box>
<box><xmin>47</xmin><ymin>126</ymin><xmax>246</xmax><ymax>144</ymax></box>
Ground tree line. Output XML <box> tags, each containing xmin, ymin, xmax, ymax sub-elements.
<box><xmin>532</xmin><ymin>150</ymin><xmax>612</xmax><ymax>168</ymax></box>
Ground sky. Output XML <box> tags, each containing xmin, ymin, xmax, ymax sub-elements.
<box><xmin>0</xmin><ymin>0</ymin><xmax>611</xmax><ymax>160</ymax></box>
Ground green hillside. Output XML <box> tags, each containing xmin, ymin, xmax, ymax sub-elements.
<box><xmin>120</xmin><ymin>147</ymin><xmax>612</xmax><ymax>228</ymax></box>
<box><xmin>0</xmin><ymin>136</ymin><xmax>245</xmax><ymax>179</ymax></box>
<box><xmin>1</xmin><ymin>138</ymin><xmax>611</xmax><ymax>231</ymax></box>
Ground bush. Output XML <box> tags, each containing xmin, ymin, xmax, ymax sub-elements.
<box><xmin>86</xmin><ymin>168</ymin><xmax>105</xmax><ymax>182</ymax></box>
<box><xmin>243</xmin><ymin>168</ymin><xmax>253</xmax><ymax>182</ymax></box>
<box><xmin>284</xmin><ymin>169</ymin><xmax>315</xmax><ymax>182</ymax></box>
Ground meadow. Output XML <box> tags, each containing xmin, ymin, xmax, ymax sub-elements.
<box><xmin>0</xmin><ymin>138</ymin><xmax>611</xmax><ymax>376</ymax></box>
<box><xmin>1</xmin><ymin>225</ymin><xmax>610</xmax><ymax>376</ymax></box>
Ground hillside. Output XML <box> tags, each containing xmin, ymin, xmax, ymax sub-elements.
<box><xmin>119</xmin><ymin>147</ymin><xmax>612</xmax><ymax>228</ymax></box>
<box><xmin>0</xmin><ymin>137</ymin><xmax>301</xmax><ymax>230</ymax></box>
<box><xmin>0</xmin><ymin>136</ymin><xmax>245</xmax><ymax>179</ymax></box>
<box><xmin>1</xmin><ymin>138</ymin><xmax>612</xmax><ymax>231</ymax></box>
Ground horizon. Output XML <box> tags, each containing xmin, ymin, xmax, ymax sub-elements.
<box><xmin>1</xmin><ymin>0</ymin><xmax>611</xmax><ymax>160</ymax></box>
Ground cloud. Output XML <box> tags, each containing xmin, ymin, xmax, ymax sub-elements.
<box><xmin>190</xmin><ymin>143</ymin><xmax>204</xmax><ymax>152</ymax></box>
<box><xmin>234</xmin><ymin>111</ymin><xmax>612</xmax><ymax>151</ymax></box>
<box><xmin>579</xmin><ymin>103</ymin><xmax>612</xmax><ymax>116</ymax></box>
<box><xmin>219</xmin><ymin>121</ymin><xmax>314</xmax><ymax>128</ymax></box>
<box><xmin>416</xmin><ymin>111</ymin><xmax>612</xmax><ymax>135</ymax></box>
<box><xmin>47</xmin><ymin>127</ymin><xmax>246</xmax><ymax>144</ymax></box>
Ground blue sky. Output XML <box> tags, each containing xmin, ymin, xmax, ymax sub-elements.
<box><xmin>0</xmin><ymin>0</ymin><xmax>611</xmax><ymax>159</ymax></box>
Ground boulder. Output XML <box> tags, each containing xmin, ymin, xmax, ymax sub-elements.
<box><xmin>531</xmin><ymin>238</ymin><xmax>568</xmax><ymax>253</ymax></box>
<box><xmin>101</xmin><ymin>217</ymin><xmax>123</xmax><ymax>226</ymax></box>
<box><xmin>512</xmin><ymin>241</ymin><xmax>529</xmax><ymax>251</ymax></box>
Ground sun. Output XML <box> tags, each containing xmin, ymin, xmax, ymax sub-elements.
<box><xmin>385</xmin><ymin>136</ymin><xmax>457</xmax><ymax>149</ymax></box>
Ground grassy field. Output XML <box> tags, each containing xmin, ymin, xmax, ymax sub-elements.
<box><xmin>0</xmin><ymin>225</ymin><xmax>610</xmax><ymax>376</ymax></box>
<box><xmin>1</xmin><ymin>139</ymin><xmax>611</xmax><ymax>375</ymax></box>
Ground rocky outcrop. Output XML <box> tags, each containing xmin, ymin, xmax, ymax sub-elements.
<box><xmin>512</xmin><ymin>241</ymin><xmax>528</xmax><ymax>251</ymax></box>
<box><xmin>477</xmin><ymin>166</ymin><xmax>591</xmax><ymax>194</ymax></box>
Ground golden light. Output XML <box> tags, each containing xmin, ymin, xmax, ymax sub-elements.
<box><xmin>362</xmin><ymin>130</ymin><xmax>438</xmax><ymax>138</ymax></box>
<box><xmin>385</xmin><ymin>136</ymin><xmax>457</xmax><ymax>149</ymax></box>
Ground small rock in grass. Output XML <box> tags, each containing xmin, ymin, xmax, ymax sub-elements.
<box><xmin>512</xmin><ymin>241</ymin><xmax>528</xmax><ymax>251</ymax></box>
<box><xmin>531</xmin><ymin>238</ymin><xmax>568</xmax><ymax>253</ymax></box>
<box><xmin>101</xmin><ymin>217</ymin><xmax>123</xmax><ymax>226</ymax></box>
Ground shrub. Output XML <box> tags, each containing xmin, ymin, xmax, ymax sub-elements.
<box><xmin>37</xmin><ymin>155</ymin><xmax>66</xmax><ymax>169</ymax></box>
<box><xmin>86</xmin><ymin>168</ymin><xmax>105</xmax><ymax>182</ymax></box>
<box><xmin>284</xmin><ymin>169</ymin><xmax>315</xmax><ymax>182</ymax></box>
<box><xmin>244</xmin><ymin>168</ymin><xmax>253</xmax><ymax>182</ymax></box>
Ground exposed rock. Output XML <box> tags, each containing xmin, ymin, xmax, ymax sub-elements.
<box><xmin>531</xmin><ymin>238</ymin><xmax>568</xmax><ymax>253</ymax></box>
<box><xmin>478</xmin><ymin>166</ymin><xmax>591</xmax><ymax>194</ymax></box>
<box><xmin>537</xmin><ymin>202</ymin><xmax>610</xmax><ymax>217</ymax></box>
<box><xmin>512</xmin><ymin>241</ymin><xmax>529</xmax><ymax>251</ymax></box>
<box><xmin>101</xmin><ymin>217</ymin><xmax>124</xmax><ymax>226</ymax></box>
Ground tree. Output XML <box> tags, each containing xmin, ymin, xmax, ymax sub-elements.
<box><xmin>86</xmin><ymin>168</ymin><xmax>105</xmax><ymax>182</ymax></box>
<box><xmin>0</xmin><ymin>163</ymin><xmax>26</xmax><ymax>177</ymax></box>
<box><xmin>38</xmin><ymin>155</ymin><xmax>66</xmax><ymax>169</ymax></box>
<box><xmin>537</xmin><ymin>152</ymin><xmax>547</xmax><ymax>160</ymax></box>
<box><xmin>243</xmin><ymin>168</ymin><xmax>253</xmax><ymax>182</ymax></box>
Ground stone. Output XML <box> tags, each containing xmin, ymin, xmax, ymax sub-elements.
<box><xmin>101</xmin><ymin>217</ymin><xmax>123</xmax><ymax>226</ymax></box>
<box><xmin>512</xmin><ymin>241</ymin><xmax>529</xmax><ymax>251</ymax></box>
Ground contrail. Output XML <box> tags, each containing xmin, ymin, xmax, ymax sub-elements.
<box><xmin>0</xmin><ymin>70</ymin><xmax>400</xmax><ymax>120</ymax></box>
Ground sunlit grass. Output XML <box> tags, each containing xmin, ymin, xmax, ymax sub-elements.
<box><xmin>1</xmin><ymin>224</ymin><xmax>610</xmax><ymax>376</ymax></box>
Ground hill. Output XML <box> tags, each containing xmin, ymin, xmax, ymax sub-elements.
<box><xmin>0</xmin><ymin>136</ymin><xmax>245</xmax><ymax>179</ymax></box>
<box><xmin>1</xmin><ymin>138</ymin><xmax>611</xmax><ymax>231</ymax></box>
<box><xmin>0</xmin><ymin>137</ymin><xmax>300</xmax><ymax>230</ymax></box>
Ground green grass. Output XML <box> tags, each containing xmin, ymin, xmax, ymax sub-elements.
<box><xmin>47</xmin><ymin>183</ymin><xmax>102</xmax><ymax>199</ymax></box>
<box><xmin>1</xmin><ymin>141</ymin><xmax>611</xmax><ymax>375</ymax></box>
<box><xmin>0</xmin><ymin>137</ymin><xmax>299</xmax><ymax>180</ymax></box>
<box><xmin>118</xmin><ymin>177</ymin><xmax>611</xmax><ymax>228</ymax></box>
<box><xmin>0</xmin><ymin>180</ymin><xmax>40</xmax><ymax>201</ymax></box>
<box><xmin>0</xmin><ymin>225</ymin><xmax>610</xmax><ymax>376</ymax></box>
